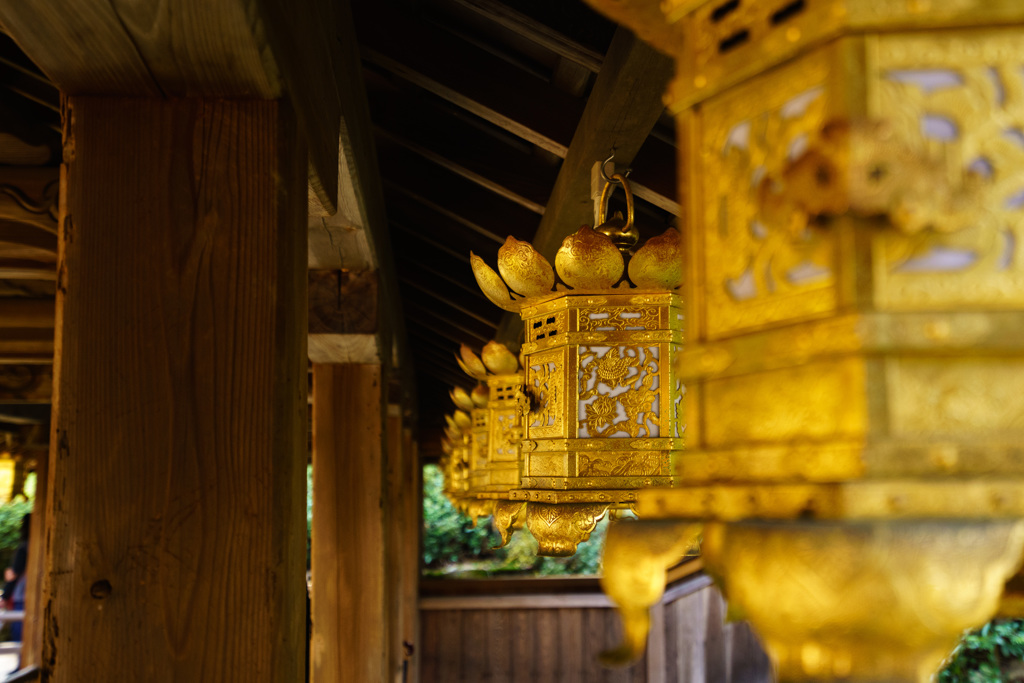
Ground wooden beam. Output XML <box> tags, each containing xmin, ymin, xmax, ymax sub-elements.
<box><xmin>0</xmin><ymin>329</ymin><xmax>53</xmax><ymax>360</ymax></box>
<box><xmin>0</xmin><ymin>259</ymin><xmax>56</xmax><ymax>280</ymax></box>
<box><xmin>496</xmin><ymin>28</ymin><xmax>673</xmax><ymax>345</ymax></box>
<box><xmin>312</xmin><ymin>363</ymin><xmax>386</xmax><ymax>683</ymax></box>
<box><xmin>447</xmin><ymin>0</ymin><xmax>604</xmax><ymax>73</ymax></box>
<box><xmin>0</xmin><ymin>299</ymin><xmax>55</xmax><ymax>328</ymax></box>
<box><xmin>46</xmin><ymin>96</ymin><xmax>307</xmax><ymax>682</ymax></box>
<box><xmin>0</xmin><ymin>0</ymin><xmax>341</xmax><ymax>216</ymax></box>
<box><xmin>356</xmin><ymin>1</ymin><xmax>584</xmax><ymax>157</ymax></box>
<box><xmin>309</xmin><ymin>269</ymin><xmax>378</xmax><ymax>336</ymax></box>
<box><xmin>0</xmin><ymin>221</ymin><xmax>57</xmax><ymax>256</ymax></box>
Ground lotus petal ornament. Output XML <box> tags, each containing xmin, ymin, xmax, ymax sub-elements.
<box><xmin>456</xmin><ymin>344</ymin><xmax>487</xmax><ymax>380</ymax></box>
<box><xmin>452</xmin><ymin>410</ymin><xmax>472</xmax><ymax>430</ymax></box>
<box><xmin>470</xmin><ymin>384</ymin><xmax>489</xmax><ymax>407</ymax></box>
<box><xmin>450</xmin><ymin>386</ymin><xmax>475</xmax><ymax>411</ymax></box>
<box><xmin>629</xmin><ymin>228</ymin><xmax>684</xmax><ymax>290</ymax></box>
<box><xmin>481</xmin><ymin>340</ymin><xmax>519</xmax><ymax>375</ymax></box>
<box><xmin>555</xmin><ymin>226</ymin><xmax>624</xmax><ymax>289</ymax></box>
<box><xmin>497</xmin><ymin>236</ymin><xmax>555</xmax><ymax>297</ymax></box>
<box><xmin>470</xmin><ymin>252</ymin><xmax>522</xmax><ymax>312</ymax></box>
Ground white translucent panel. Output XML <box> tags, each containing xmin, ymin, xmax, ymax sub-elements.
<box><xmin>1004</xmin><ymin>189</ymin><xmax>1024</xmax><ymax>209</ymax></box>
<box><xmin>674</xmin><ymin>381</ymin><xmax>686</xmax><ymax>439</ymax></box>
<box><xmin>921</xmin><ymin>114</ymin><xmax>959</xmax><ymax>141</ymax></box>
<box><xmin>787</xmin><ymin>133</ymin><xmax>809</xmax><ymax>160</ymax></box>
<box><xmin>779</xmin><ymin>87</ymin><xmax>823</xmax><ymax>119</ymax></box>
<box><xmin>894</xmin><ymin>245</ymin><xmax>978</xmax><ymax>273</ymax></box>
<box><xmin>724</xmin><ymin>120</ymin><xmax>751</xmax><ymax>154</ymax></box>
<box><xmin>988</xmin><ymin>66</ymin><xmax>1005</xmax><ymax>106</ymax></box>
<box><xmin>999</xmin><ymin>230</ymin><xmax>1016</xmax><ymax>271</ymax></box>
<box><xmin>1004</xmin><ymin>128</ymin><xmax>1024</xmax><ymax>148</ymax></box>
<box><xmin>885</xmin><ymin>69</ymin><xmax>964</xmax><ymax>92</ymax></box>
<box><xmin>726</xmin><ymin>268</ymin><xmax>758</xmax><ymax>301</ymax></box>
<box><xmin>967</xmin><ymin>157</ymin><xmax>994</xmax><ymax>178</ymax></box>
<box><xmin>786</xmin><ymin>261</ymin><xmax>832</xmax><ymax>285</ymax></box>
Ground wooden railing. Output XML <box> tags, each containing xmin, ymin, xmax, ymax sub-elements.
<box><xmin>419</xmin><ymin>561</ymin><xmax>772</xmax><ymax>683</ymax></box>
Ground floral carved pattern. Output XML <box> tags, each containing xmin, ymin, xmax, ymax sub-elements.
<box><xmin>578</xmin><ymin>345</ymin><xmax>660</xmax><ymax>438</ymax></box>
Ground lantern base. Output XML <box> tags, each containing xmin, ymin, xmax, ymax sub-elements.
<box><xmin>599</xmin><ymin>518</ymin><xmax>702</xmax><ymax>666</ymax></box>
<box><xmin>703</xmin><ymin>520</ymin><xmax>1024</xmax><ymax>683</ymax></box>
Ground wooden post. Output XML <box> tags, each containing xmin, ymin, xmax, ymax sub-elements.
<box><xmin>386</xmin><ymin>405</ymin><xmax>403</xmax><ymax>683</ymax></box>
<box><xmin>402</xmin><ymin>428</ymin><xmax>421</xmax><ymax>683</ymax></box>
<box><xmin>311</xmin><ymin>363</ymin><xmax>385</xmax><ymax>683</ymax></box>
<box><xmin>46</xmin><ymin>97</ymin><xmax>308</xmax><ymax>682</ymax></box>
<box><xmin>20</xmin><ymin>450</ymin><xmax>46</xmax><ymax>668</ymax></box>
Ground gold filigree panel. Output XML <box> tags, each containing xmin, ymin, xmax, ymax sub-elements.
<box><xmin>578</xmin><ymin>345</ymin><xmax>661</xmax><ymax>438</ymax></box>
<box><xmin>700</xmin><ymin>47</ymin><xmax>840</xmax><ymax>339</ymax></box>
<box><xmin>578</xmin><ymin>451</ymin><xmax>666</xmax><ymax>478</ymax></box>
<box><xmin>870</xmin><ymin>30</ymin><xmax>1024</xmax><ymax>310</ymax></box>
<box><xmin>578</xmin><ymin>305</ymin><xmax>661</xmax><ymax>332</ymax></box>
<box><xmin>702</xmin><ymin>358</ymin><xmax>867</xmax><ymax>448</ymax></box>
<box><xmin>526</xmin><ymin>347</ymin><xmax>567</xmax><ymax>439</ymax></box>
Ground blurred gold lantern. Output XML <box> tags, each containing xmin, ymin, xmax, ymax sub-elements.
<box><xmin>470</xmin><ymin>174</ymin><xmax>686</xmax><ymax>556</ymax></box>
<box><xmin>579</xmin><ymin>1</ymin><xmax>1024</xmax><ymax>680</ymax></box>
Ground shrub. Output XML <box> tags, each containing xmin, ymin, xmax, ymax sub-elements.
<box><xmin>939</xmin><ymin>619</ymin><xmax>1024</xmax><ymax>682</ymax></box>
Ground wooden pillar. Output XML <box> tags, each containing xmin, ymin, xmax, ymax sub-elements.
<box><xmin>46</xmin><ymin>97</ymin><xmax>308</xmax><ymax>682</ymax></box>
<box><xmin>386</xmin><ymin>405</ymin><xmax>403</xmax><ymax>683</ymax></box>
<box><xmin>311</xmin><ymin>363</ymin><xmax>385</xmax><ymax>683</ymax></box>
<box><xmin>402</xmin><ymin>428</ymin><xmax>421</xmax><ymax>683</ymax></box>
<box><xmin>20</xmin><ymin>450</ymin><xmax>46</xmax><ymax>668</ymax></box>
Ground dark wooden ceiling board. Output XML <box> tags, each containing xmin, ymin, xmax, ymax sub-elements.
<box><xmin>366</xmin><ymin>84</ymin><xmax>558</xmax><ymax>209</ymax></box>
<box><xmin>397</xmin><ymin>266</ymin><xmax>499</xmax><ymax>325</ymax></box>
<box><xmin>355</xmin><ymin>0</ymin><xmax>584</xmax><ymax>156</ymax></box>
<box><xmin>375</xmin><ymin>127</ymin><xmax>546</xmax><ymax>214</ymax></box>
<box><xmin>399</xmin><ymin>283</ymin><xmax>497</xmax><ymax>341</ymax></box>
<box><xmin>399</xmin><ymin>275</ymin><xmax>499</xmax><ymax>329</ymax></box>
<box><xmin>386</xmin><ymin>191</ymin><xmax>505</xmax><ymax>263</ymax></box>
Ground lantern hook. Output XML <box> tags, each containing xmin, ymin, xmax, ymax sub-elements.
<box><xmin>601</xmin><ymin>151</ymin><xmax>631</xmax><ymax>184</ymax></box>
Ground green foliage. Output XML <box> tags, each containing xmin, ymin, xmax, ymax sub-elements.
<box><xmin>0</xmin><ymin>496</ymin><xmax>34</xmax><ymax>575</ymax></box>
<box><xmin>939</xmin><ymin>619</ymin><xmax>1024</xmax><ymax>682</ymax></box>
<box><xmin>422</xmin><ymin>465</ymin><xmax>498</xmax><ymax>568</ymax></box>
<box><xmin>421</xmin><ymin>464</ymin><xmax>608</xmax><ymax>577</ymax></box>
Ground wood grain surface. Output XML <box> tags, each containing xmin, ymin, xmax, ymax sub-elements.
<box><xmin>46</xmin><ymin>96</ymin><xmax>307</xmax><ymax>682</ymax></box>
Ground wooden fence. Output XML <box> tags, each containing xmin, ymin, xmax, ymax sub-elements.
<box><xmin>419</xmin><ymin>564</ymin><xmax>772</xmax><ymax>683</ymax></box>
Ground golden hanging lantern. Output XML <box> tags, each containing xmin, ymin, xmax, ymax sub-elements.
<box><xmin>469</xmin><ymin>174</ymin><xmax>686</xmax><ymax>556</ymax></box>
<box><xmin>577</xmin><ymin>1</ymin><xmax>1024</xmax><ymax>680</ymax></box>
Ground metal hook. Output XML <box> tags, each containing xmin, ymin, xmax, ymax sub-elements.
<box><xmin>601</xmin><ymin>151</ymin><xmax>632</xmax><ymax>184</ymax></box>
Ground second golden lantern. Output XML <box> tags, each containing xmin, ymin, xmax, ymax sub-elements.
<box><xmin>470</xmin><ymin>174</ymin><xmax>687</xmax><ymax>556</ymax></box>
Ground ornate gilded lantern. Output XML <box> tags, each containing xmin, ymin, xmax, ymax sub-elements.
<box><xmin>470</xmin><ymin>175</ymin><xmax>686</xmax><ymax>556</ymax></box>
<box><xmin>578</xmin><ymin>1</ymin><xmax>1024</xmax><ymax>680</ymax></box>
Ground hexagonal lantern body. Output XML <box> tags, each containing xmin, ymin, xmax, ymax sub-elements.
<box><xmin>579</xmin><ymin>0</ymin><xmax>1024</xmax><ymax>679</ymax></box>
